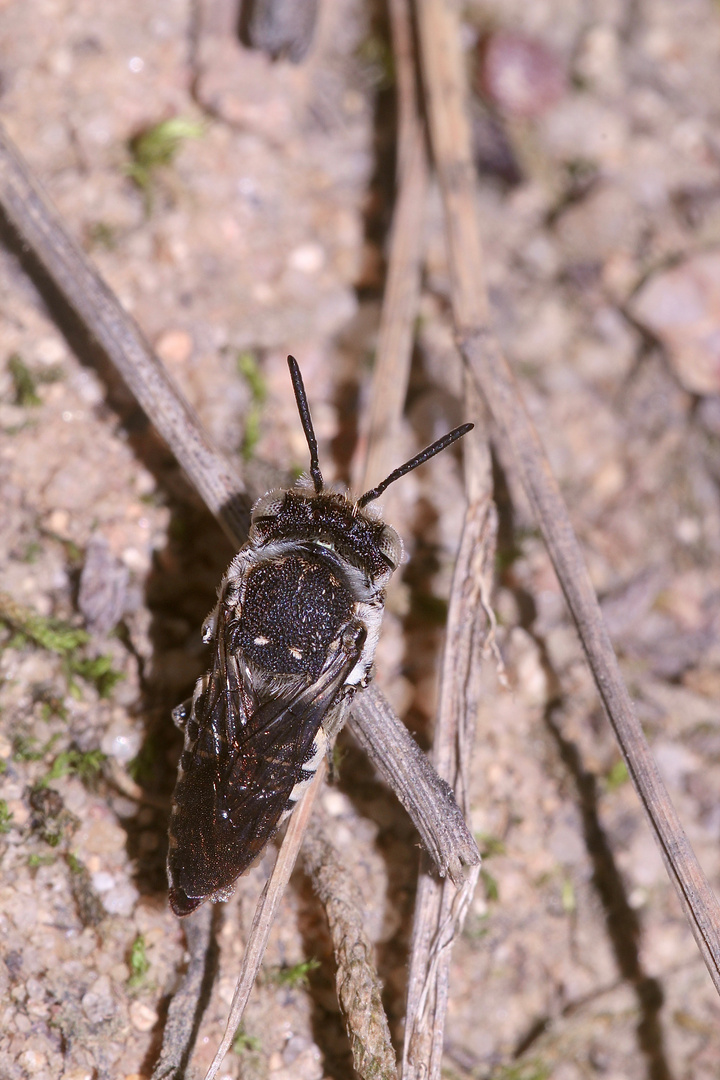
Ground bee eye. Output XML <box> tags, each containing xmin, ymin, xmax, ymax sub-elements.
<box><xmin>251</xmin><ymin>490</ymin><xmax>285</xmax><ymax>524</ymax></box>
<box><xmin>378</xmin><ymin>525</ymin><xmax>402</xmax><ymax>571</ymax></box>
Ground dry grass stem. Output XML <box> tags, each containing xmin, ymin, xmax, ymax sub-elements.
<box><xmin>303</xmin><ymin>813</ymin><xmax>399</xmax><ymax>1080</ymax></box>
<box><xmin>355</xmin><ymin>0</ymin><xmax>428</xmax><ymax>493</ymax></box>
<box><xmin>404</xmin><ymin>864</ymin><xmax>480</xmax><ymax>1078</ymax></box>
<box><xmin>203</xmin><ymin>762</ymin><xmax>327</xmax><ymax>1080</ymax></box>
<box><xmin>403</xmin><ymin>385</ymin><xmax>496</xmax><ymax>1080</ymax></box>
<box><xmin>355</xmin><ymin>10</ymin><xmax>482</xmax><ymax>1054</ymax></box>
<box><xmin>389</xmin><ymin>0</ymin><xmax>422</xmax><ymax>177</ymax></box>
<box><xmin>151</xmin><ymin>904</ymin><xmax>214</xmax><ymax>1080</ymax></box>
<box><xmin>416</xmin><ymin>0</ymin><xmax>720</xmax><ymax>992</ymax></box>
<box><xmin>348</xmin><ymin>686</ymin><xmax>480</xmax><ymax>887</ymax></box>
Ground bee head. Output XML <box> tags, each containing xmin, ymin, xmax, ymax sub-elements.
<box><xmin>251</xmin><ymin>483</ymin><xmax>402</xmax><ymax>586</ymax></box>
<box><xmin>248</xmin><ymin>357</ymin><xmax>473</xmax><ymax>587</ymax></box>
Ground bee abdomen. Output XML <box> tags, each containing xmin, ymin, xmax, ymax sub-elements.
<box><xmin>283</xmin><ymin>727</ymin><xmax>328</xmax><ymax>813</ymax></box>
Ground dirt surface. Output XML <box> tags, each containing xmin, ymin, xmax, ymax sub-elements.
<box><xmin>1</xmin><ymin>1</ymin><xmax>720</xmax><ymax>1078</ymax></box>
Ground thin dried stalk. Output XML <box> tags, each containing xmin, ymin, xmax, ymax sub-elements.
<box><xmin>151</xmin><ymin>904</ymin><xmax>215</xmax><ymax>1080</ymax></box>
<box><xmin>414</xmin><ymin>3</ymin><xmax>489</xmax><ymax>333</ymax></box>
<box><xmin>354</xmin><ymin>0</ymin><xmax>428</xmax><ymax>492</ymax></box>
<box><xmin>314</xmin><ymin>3</ymin><xmax>470</xmax><ymax>1054</ymax></box>
<box><xmin>203</xmin><ymin>762</ymin><xmax>326</xmax><ymax>1080</ymax></box>
<box><xmin>0</xmin><ymin>120</ymin><xmax>479</xmax><ymax>884</ymax></box>
<box><xmin>402</xmin><ymin>387</ymin><xmax>495</xmax><ymax>1080</ymax></box>
<box><xmin>416</xmin><ymin>0</ymin><xmax>720</xmax><ymax>992</ymax></box>
<box><xmin>348</xmin><ymin>686</ymin><xmax>479</xmax><ymax>887</ymax></box>
<box><xmin>404</xmin><ymin>866</ymin><xmax>479</xmax><ymax>1079</ymax></box>
<box><xmin>303</xmin><ymin>813</ymin><xmax>398</xmax><ymax>1080</ymax></box>
<box><xmin>390</xmin><ymin>0</ymin><xmax>422</xmax><ymax>178</ymax></box>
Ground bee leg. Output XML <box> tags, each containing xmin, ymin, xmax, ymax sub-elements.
<box><xmin>201</xmin><ymin>610</ymin><xmax>217</xmax><ymax>643</ymax></box>
<box><xmin>171</xmin><ymin>698</ymin><xmax>192</xmax><ymax>730</ymax></box>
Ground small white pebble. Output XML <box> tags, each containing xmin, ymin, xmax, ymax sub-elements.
<box><xmin>122</xmin><ymin>547</ymin><xmax>149</xmax><ymax>572</ymax></box>
<box><xmin>75</xmin><ymin>371</ymin><xmax>104</xmax><ymax>406</ymax></box>
<box><xmin>102</xmin><ymin>881</ymin><xmax>139</xmax><ymax>917</ymax></box>
<box><xmin>101</xmin><ymin>726</ymin><xmax>142</xmax><ymax>765</ymax></box>
<box><xmin>17</xmin><ymin>1049</ymin><xmax>47</xmax><ymax>1074</ymax></box>
<box><xmin>155</xmin><ymin>328</ymin><xmax>193</xmax><ymax>366</ymax></box>
<box><xmin>46</xmin><ymin>509</ymin><xmax>70</xmax><ymax>535</ymax></box>
<box><xmin>134</xmin><ymin>469</ymin><xmax>156</xmax><ymax>496</ymax></box>
<box><xmin>288</xmin><ymin>243</ymin><xmax>325</xmax><ymax>274</ymax></box>
<box><xmin>36</xmin><ymin>336</ymin><xmax>67</xmax><ymax>365</ymax></box>
<box><xmin>91</xmin><ymin>871</ymin><xmax>116</xmax><ymax>894</ymax></box>
<box><xmin>676</xmin><ymin>517</ymin><xmax>701</xmax><ymax>544</ymax></box>
<box><xmin>628</xmin><ymin>887</ymin><xmax>648</xmax><ymax>910</ymax></box>
<box><xmin>130</xmin><ymin>1000</ymin><xmax>158</xmax><ymax>1032</ymax></box>
<box><xmin>322</xmin><ymin>791</ymin><xmax>349</xmax><ymax>817</ymax></box>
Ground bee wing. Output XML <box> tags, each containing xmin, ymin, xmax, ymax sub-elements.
<box><xmin>167</xmin><ymin>615</ymin><xmax>364</xmax><ymax>916</ymax></box>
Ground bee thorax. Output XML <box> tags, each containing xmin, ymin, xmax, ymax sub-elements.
<box><xmin>227</xmin><ymin>551</ymin><xmax>355</xmax><ymax>682</ymax></box>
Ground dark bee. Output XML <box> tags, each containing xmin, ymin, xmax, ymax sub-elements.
<box><xmin>167</xmin><ymin>356</ymin><xmax>473</xmax><ymax>916</ymax></box>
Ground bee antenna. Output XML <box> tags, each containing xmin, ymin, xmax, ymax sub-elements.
<box><xmin>357</xmin><ymin>423</ymin><xmax>474</xmax><ymax>508</ymax></box>
<box><xmin>288</xmin><ymin>356</ymin><xmax>324</xmax><ymax>494</ymax></box>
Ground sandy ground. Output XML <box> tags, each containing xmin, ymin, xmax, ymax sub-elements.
<box><xmin>1</xmin><ymin>0</ymin><xmax>720</xmax><ymax>1078</ymax></box>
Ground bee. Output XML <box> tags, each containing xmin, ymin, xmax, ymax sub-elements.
<box><xmin>167</xmin><ymin>356</ymin><xmax>473</xmax><ymax>915</ymax></box>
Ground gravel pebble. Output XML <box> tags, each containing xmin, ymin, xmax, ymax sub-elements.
<box><xmin>101</xmin><ymin>882</ymin><xmax>139</xmax><ymax>917</ymax></box>
<box><xmin>129</xmin><ymin>1000</ymin><xmax>159</xmax><ymax>1032</ymax></box>
<box><xmin>100</xmin><ymin>724</ymin><xmax>142</xmax><ymax>764</ymax></box>
<box><xmin>630</xmin><ymin>251</ymin><xmax>720</xmax><ymax>394</ymax></box>
<box><xmin>81</xmin><ymin>975</ymin><xmax>115</xmax><ymax>1024</ymax></box>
